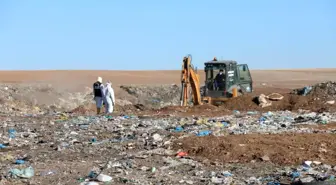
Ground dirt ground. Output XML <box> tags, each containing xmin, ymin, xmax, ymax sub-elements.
<box><xmin>174</xmin><ymin>132</ymin><xmax>336</xmax><ymax>165</ymax></box>
<box><xmin>1</xmin><ymin>70</ymin><xmax>336</xmax><ymax>184</ymax></box>
<box><xmin>0</xmin><ymin>69</ymin><xmax>335</xmax><ymax>88</ymax></box>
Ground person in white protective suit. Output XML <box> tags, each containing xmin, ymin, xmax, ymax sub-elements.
<box><xmin>102</xmin><ymin>81</ymin><xmax>115</xmax><ymax>114</ymax></box>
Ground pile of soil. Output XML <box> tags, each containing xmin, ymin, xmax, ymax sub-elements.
<box><xmin>120</xmin><ymin>84</ymin><xmax>181</xmax><ymax>108</ymax></box>
<box><xmin>174</xmin><ymin>133</ymin><xmax>336</xmax><ymax>165</ymax></box>
<box><xmin>219</xmin><ymin>81</ymin><xmax>336</xmax><ymax>112</ymax></box>
<box><xmin>220</xmin><ymin>93</ymin><xmax>334</xmax><ymax>112</ymax></box>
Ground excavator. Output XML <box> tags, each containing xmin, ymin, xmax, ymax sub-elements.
<box><xmin>180</xmin><ymin>54</ymin><xmax>253</xmax><ymax>106</ymax></box>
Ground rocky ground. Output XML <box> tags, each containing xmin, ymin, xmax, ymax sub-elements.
<box><xmin>0</xmin><ymin>80</ymin><xmax>336</xmax><ymax>185</ymax></box>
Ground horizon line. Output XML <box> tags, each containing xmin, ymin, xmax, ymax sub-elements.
<box><xmin>0</xmin><ymin>68</ymin><xmax>335</xmax><ymax>72</ymax></box>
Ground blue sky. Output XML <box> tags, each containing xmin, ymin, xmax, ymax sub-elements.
<box><xmin>0</xmin><ymin>0</ymin><xmax>335</xmax><ymax>70</ymax></box>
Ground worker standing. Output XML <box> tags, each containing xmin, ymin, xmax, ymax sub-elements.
<box><xmin>215</xmin><ymin>69</ymin><xmax>225</xmax><ymax>90</ymax></box>
<box><xmin>102</xmin><ymin>81</ymin><xmax>115</xmax><ymax>114</ymax></box>
<box><xmin>93</xmin><ymin>77</ymin><xmax>104</xmax><ymax>115</ymax></box>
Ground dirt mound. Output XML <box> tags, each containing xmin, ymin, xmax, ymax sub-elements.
<box><xmin>0</xmin><ymin>83</ymin><xmax>92</xmax><ymax>114</ymax></box>
<box><xmin>219</xmin><ymin>92</ymin><xmax>336</xmax><ymax>112</ymax></box>
<box><xmin>292</xmin><ymin>81</ymin><xmax>336</xmax><ymax>100</ymax></box>
<box><xmin>120</xmin><ymin>84</ymin><xmax>181</xmax><ymax>108</ymax></box>
<box><xmin>174</xmin><ymin>133</ymin><xmax>336</xmax><ymax>165</ymax></box>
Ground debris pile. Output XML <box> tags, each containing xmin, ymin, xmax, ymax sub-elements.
<box><xmin>293</xmin><ymin>81</ymin><xmax>336</xmax><ymax>101</ymax></box>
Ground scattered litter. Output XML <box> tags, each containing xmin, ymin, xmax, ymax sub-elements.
<box><xmin>0</xmin><ymin>82</ymin><xmax>335</xmax><ymax>184</ymax></box>
<box><xmin>9</xmin><ymin>166</ymin><xmax>34</xmax><ymax>179</ymax></box>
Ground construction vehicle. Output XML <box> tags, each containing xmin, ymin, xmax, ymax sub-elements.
<box><xmin>180</xmin><ymin>54</ymin><xmax>253</xmax><ymax>106</ymax></box>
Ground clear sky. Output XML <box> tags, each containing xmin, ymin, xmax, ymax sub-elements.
<box><xmin>0</xmin><ymin>0</ymin><xmax>335</xmax><ymax>70</ymax></box>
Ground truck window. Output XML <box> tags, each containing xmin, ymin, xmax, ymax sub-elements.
<box><xmin>238</xmin><ymin>64</ymin><xmax>251</xmax><ymax>81</ymax></box>
<box><xmin>205</xmin><ymin>69</ymin><xmax>213</xmax><ymax>80</ymax></box>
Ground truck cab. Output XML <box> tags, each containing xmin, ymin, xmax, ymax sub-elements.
<box><xmin>203</xmin><ymin>59</ymin><xmax>253</xmax><ymax>98</ymax></box>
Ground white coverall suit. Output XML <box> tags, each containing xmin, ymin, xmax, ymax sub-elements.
<box><xmin>102</xmin><ymin>82</ymin><xmax>115</xmax><ymax>114</ymax></box>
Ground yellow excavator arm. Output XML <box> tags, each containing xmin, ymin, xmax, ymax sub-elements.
<box><xmin>180</xmin><ymin>55</ymin><xmax>202</xmax><ymax>106</ymax></box>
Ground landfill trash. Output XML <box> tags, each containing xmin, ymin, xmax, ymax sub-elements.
<box><xmin>330</xmin><ymin>175</ymin><xmax>335</xmax><ymax>181</ymax></box>
<box><xmin>222</xmin><ymin>171</ymin><xmax>233</xmax><ymax>176</ymax></box>
<box><xmin>15</xmin><ymin>159</ymin><xmax>25</xmax><ymax>164</ymax></box>
<box><xmin>196</xmin><ymin>130</ymin><xmax>211</xmax><ymax>136</ymax></box>
<box><xmin>258</xmin><ymin>94</ymin><xmax>272</xmax><ymax>107</ymax></box>
<box><xmin>326</xmin><ymin>100</ymin><xmax>335</xmax><ymax>105</ymax></box>
<box><xmin>8</xmin><ymin>128</ymin><xmax>16</xmax><ymax>139</ymax></box>
<box><xmin>247</xmin><ymin>111</ymin><xmax>258</xmax><ymax>115</ymax></box>
<box><xmin>9</xmin><ymin>166</ymin><xmax>34</xmax><ymax>178</ymax></box>
<box><xmin>301</xmin><ymin>86</ymin><xmax>313</xmax><ymax>96</ymax></box>
<box><xmin>177</xmin><ymin>151</ymin><xmax>188</xmax><ymax>157</ymax></box>
<box><xmin>96</xmin><ymin>174</ymin><xmax>112</xmax><ymax>182</ymax></box>
<box><xmin>79</xmin><ymin>182</ymin><xmax>99</xmax><ymax>185</ymax></box>
<box><xmin>266</xmin><ymin>93</ymin><xmax>284</xmax><ymax>101</ymax></box>
<box><xmin>261</xmin><ymin>155</ymin><xmax>270</xmax><ymax>161</ymax></box>
<box><xmin>292</xmin><ymin>81</ymin><xmax>336</xmax><ymax>100</ymax></box>
<box><xmin>0</xmin><ymin>82</ymin><xmax>335</xmax><ymax>184</ymax></box>
<box><xmin>152</xmin><ymin>133</ymin><xmax>163</xmax><ymax>142</ymax></box>
<box><xmin>175</xmin><ymin>126</ymin><xmax>183</xmax><ymax>132</ymax></box>
<box><xmin>40</xmin><ymin>170</ymin><xmax>57</xmax><ymax>176</ymax></box>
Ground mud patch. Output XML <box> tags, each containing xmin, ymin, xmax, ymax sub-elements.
<box><xmin>174</xmin><ymin>133</ymin><xmax>336</xmax><ymax>165</ymax></box>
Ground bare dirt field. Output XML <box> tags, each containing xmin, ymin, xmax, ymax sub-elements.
<box><xmin>0</xmin><ymin>69</ymin><xmax>335</xmax><ymax>88</ymax></box>
<box><xmin>1</xmin><ymin>69</ymin><xmax>336</xmax><ymax>184</ymax></box>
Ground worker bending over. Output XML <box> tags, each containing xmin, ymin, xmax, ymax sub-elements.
<box><xmin>93</xmin><ymin>77</ymin><xmax>104</xmax><ymax>114</ymax></box>
<box><xmin>102</xmin><ymin>81</ymin><xmax>115</xmax><ymax>114</ymax></box>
